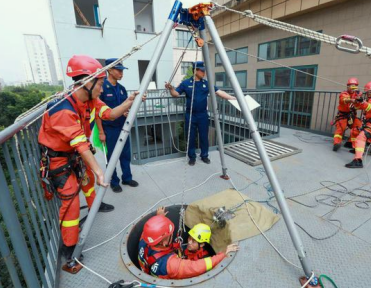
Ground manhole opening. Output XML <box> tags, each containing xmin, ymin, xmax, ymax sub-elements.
<box><xmin>126</xmin><ymin>205</ymin><xmax>216</xmax><ymax>270</ymax></box>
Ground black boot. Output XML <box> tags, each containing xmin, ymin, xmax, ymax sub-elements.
<box><xmin>188</xmin><ymin>158</ymin><xmax>196</xmax><ymax>166</ymax></box>
<box><xmin>333</xmin><ymin>143</ymin><xmax>341</xmax><ymax>151</ymax></box>
<box><xmin>345</xmin><ymin>159</ymin><xmax>363</xmax><ymax>168</ymax></box>
<box><xmin>98</xmin><ymin>202</ymin><xmax>114</xmax><ymax>212</ymax></box>
<box><xmin>344</xmin><ymin>141</ymin><xmax>353</xmax><ymax>148</ymax></box>
<box><xmin>201</xmin><ymin>157</ymin><xmax>211</xmax><ymax>164</ymax></box>
<box><xmin>61</xmin><ymin>244</ymin><xmax>75</xmax><ymax>260</ymax></box>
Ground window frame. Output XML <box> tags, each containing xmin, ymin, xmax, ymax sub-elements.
<box><xmin>256</xmin><ymin>65</ymin><xmax>318</xmax><ymax>90</ymax></box>
<box><xmin>215</xmin><ymin>46</ymin><xmax>248</xmax><ymax>67</ymax></box>
<box><xmin>215</xmin><ymin>70</ymin><xmax>247</xmax><ymax>89</ymax></box>
<box><xmin>258</xmin><ymin>32</ymin><xmax>322</xmax><ymax>61</ymax></box>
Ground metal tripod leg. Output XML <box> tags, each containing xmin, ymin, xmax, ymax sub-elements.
<box><xmin>71</xmin><ymin>0</ymin><xmax>183</xmax><ymax>262</ymax></box>
<box><xmin>199</xmin><ymin>28</ymin><xmax>229</xmax><ymax>179</ymax></box>
<box><xmin>204</xmin><ymin>15</ymin><xmax>313</xmax><ymax>277</ymax></box>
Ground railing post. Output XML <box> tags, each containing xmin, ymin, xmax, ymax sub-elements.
<box><xmin>0</xmin><ymin>164</ymin><xmax>40</xmax><ymax>288</ymax></box>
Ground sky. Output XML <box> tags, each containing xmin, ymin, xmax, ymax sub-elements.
<box><xmin>0</xmin><ymin>0</ymin><xmax>201</xmax><ymax>84</ymax></box>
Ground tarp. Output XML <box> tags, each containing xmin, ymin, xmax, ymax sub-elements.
<box><xmin>185</xmin><ymin>189</ymin><xmax>280</xmax><ymax>253</ymax></box>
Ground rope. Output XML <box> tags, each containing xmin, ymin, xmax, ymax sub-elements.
<box><xmin>212</xmin><ymin>2</ymin><xmax>371</xmax><ymax>57</ymax></box>
<box><xmin>205</xmin><ymin>40</ymin><xmax>345</xmax><ymax>88</ymax></box>
<box><xmin>15</xmin><ymin>32</ymin><xmax>162</xmax><ymax>127</ymax></box>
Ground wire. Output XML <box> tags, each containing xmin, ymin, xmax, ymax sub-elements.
<box><xmin>74</xmin><ymin>257</ymin><xmax>112</xmax><ymax>285</ymax></box>
<box><xmin>15</xmin><ymin>32</ymin><xmax>162</xmax><ymax>126</ymax></box>
<box><xmin>205</xmin><ymin>40</ymin><xmax>345</xmax><ymax>88</ymax></box>
<box><xmin>82</xmin><ymin>172</ymin><xmax>220</xmax><ymax>252</ymax></box>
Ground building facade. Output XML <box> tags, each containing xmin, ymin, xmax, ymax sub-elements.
<box><xmin>24</xmin><ymin>34</ymin><xmax>59</xmax><ymax>85</ymax></box>
<box><xmin>49</xmin><ymin>0</ymin><xmax>174</xmax><ymax>90</ymax></box>
<box><xmin>172</xmin><ymin>25</ymin><xmax>202</xmax><ymax>86</ymax></box>
<box><xmin>210</xmin><ymin>0</ymin><xmax>371</xmax><ymax>91</ymax></box>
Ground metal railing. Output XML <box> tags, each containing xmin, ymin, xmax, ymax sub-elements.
<box><xmin>277</xmin><ymin>90</ymin><xmax>341</xmax><ymax>135</ymax></box>
<box><xmin>0</xmin><ymin>89</ymin><xmax>283</xmax><ymax>287</ymax></box>
<box><xmin>131</xmin><ymin>91</ymin><xmax>284</xmax><ymax>164</ymax></box>
<box><xmin>0</xmin><ymin>104</ymin><xmax>60</xmax><ymax>288</ymax></box>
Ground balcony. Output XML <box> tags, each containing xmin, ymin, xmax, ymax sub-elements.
<box><xmin>1</xmin><ymin>90</ymin><xmax>370</xmax><ymax>287</ymax></box>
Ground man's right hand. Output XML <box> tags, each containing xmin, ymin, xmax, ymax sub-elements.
<box><xmin>99</xmin><ymin>132</ymin><xmax>106</xmax><ymax>144</ymax></box>
<box><xmin>96</xmin><ymin>170</ymin><xmax>108</xmax><ymax>187</ymax></box>
<box><xmin>165</xmin><ymin>82</ymin><xmax>173</xmax><ymax>90</ymax></box>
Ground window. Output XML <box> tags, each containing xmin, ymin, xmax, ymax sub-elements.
<box><xmin>215</xmin><ymin>47</ymin><xmax>248</xmax><ymax>67</ymax></box>
<box><xmin>256</xmin><ymin>65</ymin><xmax>317</xmax><ymax>90</ymax></box>
<box><xmin>181</xmin><ymin>62</ymin><xmax>192</xmax><ymax>75</ymax></box>
<box><xmin>138</xmin><ymin>60</ymin><xmax>156</xmax><ymax>86</ymax></box>
<box><xmin>134</xmin><ymin>0</ymin><xmax>154</xmax><ymax>33</ymax></box>
<box><xmin>258</xmin><ymin>33</ymin><xmax>321</xmax><ymax>61</ymax></box>
<box><xmin>274</xmin><ymin>69</ymin><xmax>291</xmax><ymax>88</ymax></box>
<box><xmin>215</xmin><ymin>53</ymin><xmax>222</xmax><ymax>67</ymax></box>
<box><xmin>215</xmin><ymin>71</ymin><xmax>247</xmax><ymax>88</ymax></box>
<box><xmin>257</xmin><ymin>70</ymin><xmax>272</xmax><ymax>88</ymax></box>
<box><xmin>73</xmin><ymin>0</ymin><xmax>101</xmax><ymax>27</ymax></box>
<box><xmin>176</xmin><ymin>30</ymin><xmax>196</xmax><ymax>48</ymax></box>
<box><xmin>294</xmin><ymin>67</ymin><xmax>316</xmax><ymax>88</ymax></box>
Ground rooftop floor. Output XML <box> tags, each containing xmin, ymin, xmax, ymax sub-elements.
<box><xmin>60</xmin><ymin>128</ymin><xmax>371</xmax><ymax>288</ymax></box>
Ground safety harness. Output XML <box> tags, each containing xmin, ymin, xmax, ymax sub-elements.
<box><xmin>141</xmin><ymin>242</ymin><xmax>181</xmax><ymax>274</ymax></box>
<box><xmin>39</xmin><ymin>146</ymin><xmax>85</xmax><ymax>201</ymax></box>
<box><xmin>331</xmin><ymin>109</ymin><xmax>357</xmax><ymax>127</ymax></box>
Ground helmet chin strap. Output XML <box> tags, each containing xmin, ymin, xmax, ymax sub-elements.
<box><xmin>83</xmin><ymin>78</ymin><xmax>99</xmax><ymax>101</ymax></box>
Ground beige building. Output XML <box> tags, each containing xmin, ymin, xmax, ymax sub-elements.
<box><xmin>209</xmin><ymin>0</ymin><xmax>371</xmax><ymax>131</ymax></box>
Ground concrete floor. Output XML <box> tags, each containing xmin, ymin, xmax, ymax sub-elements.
<box><xmin>60</xmin><ymin>128</ymin><xmax>371</xmax><ymax>288</ymax></box>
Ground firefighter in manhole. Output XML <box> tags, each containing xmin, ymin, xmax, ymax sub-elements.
<box><xmin>138</xmin><ymin>207</ymin><xmax>239</xmax><ymax>279</ymax></box>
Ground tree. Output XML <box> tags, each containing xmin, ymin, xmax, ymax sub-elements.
<box><xmin>182</xmin><ymin>65</ymin><xmax>194</xmax><ymax>81</ymax></box>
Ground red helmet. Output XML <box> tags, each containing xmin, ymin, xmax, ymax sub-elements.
<box><xmin>66</xmin><ymin>55</ymin><xmax>105</xmax><ymax>78</ymax></box>
<box><xmin>347</xmin><ymin>77</ymin><xmax>359</xmax><ymax>86</ymax></box>
<box><xmin>142</xmin><ymin>215</ymin><xmax>174</xmax><ymax>246</ymax></box>
<box><xmin>364</xmin><ymin>82</ymin><xmax>371</xmax><ymax>93</ymax></box>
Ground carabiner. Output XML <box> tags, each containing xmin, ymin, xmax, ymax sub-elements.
<box><xmin>335</xmin><ymin>35</ymin><xmax>363</xmax><ymax>54</ymax></box>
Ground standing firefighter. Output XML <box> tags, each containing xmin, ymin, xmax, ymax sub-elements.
<box><xmin>345</xmin><ymin>82</ymin><xmax>371</xmax><ymax>168</ymax></box>
<box><xmin>38</xmin><ymin>55</ymin><xmax>137</xmax><ymax>260</ymax></box>
<box><xmin>99</xmin><ymin>58</ymin><xmax>139</xmax><ymax>193</ymax></box>
<box><xmin>165</xmin><ymin>61</ymin><xmax>235</xmax><ymax>166</ymax></box>
<box><xmin>332</xmin><ymin>77</ymin><xmax>363</xmax><ymax>151</ymax></box>
<box><xmin>138</xmin><ymin>215</ymin><xmax>239</xmax><ymax>279</ymax></box>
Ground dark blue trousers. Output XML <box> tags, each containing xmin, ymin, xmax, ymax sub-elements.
<box><xmin>185</xmin><ymin>111</ymin><xmax>209</xmax><ymax>160</ymax></box>
<box><xmin>104</xmin><ymin>127</ymin><xmax>132</xmax><ymax>186</ymax></box>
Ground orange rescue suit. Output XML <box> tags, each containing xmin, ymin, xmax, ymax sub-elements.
<box><xmin>333</xmin><ymin>91</ymin><xmax>362</xmax><ymax>146</ymax></box>
<box><xmin>38</xmin><ymin>94</ymin><xmax>112</xmax><ymax>246</ymax></box>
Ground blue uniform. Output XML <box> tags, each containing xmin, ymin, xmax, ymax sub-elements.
<box><xmin>100</xmin><ymin>78</ymin><xmax>132</xmax><ymax>186</ymax></box>
<box><xmin>176</xmin><ymin>77</ymin><xmax>218</xmax><ymax>160</ymax></box>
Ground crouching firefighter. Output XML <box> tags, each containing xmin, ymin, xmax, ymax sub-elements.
<box><xmin>332</xmin><ymin>77</ymin><xmax>363</xmax><ymax>152</ymax></box>
<box><xmin>345</xmin><ymin>82</ymin><xmax>371</xmax><ymax>168</ymax></box>
<box><xmin>38</xmin><ymin>55</ymin><xmax>138</xmax><ymax>264</ymax></box>
<box><xmin>138</xmin><ymin>215</ymin><xmax>239</xmax><ymax>279</ymax></box>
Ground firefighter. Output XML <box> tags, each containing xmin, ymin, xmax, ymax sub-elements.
<box><xmin>184</xmin><ymin>223</ymin><xmax>212</xmax><ymax>261</ymax></box>
<box><xmin>345</xmin><ymin>82</ymin><xmax>371</xmax><ymax>168</ymax></box>
<box><xmin>138</xmin><ymin>215</ymin><xmax>239</xmax><ymax>279</ymax></box>
<box><xmin>332</xmin><ymin>77</ymin><xmax>362</xmax><ymax>151</ymax></box>
<box><xmin>38</xmin><ymin>55</ymin><xmax>139</xmax><ymax>260</ymax></box>
<box><xmin>98</xmin><ymin>58</ymin><xmax>138</xmax><ymax>193</ymax></box>
<box><xmin>165</xmin><ymin>61</ymin><xmax>235</xmax><ymax>166</ymax></box>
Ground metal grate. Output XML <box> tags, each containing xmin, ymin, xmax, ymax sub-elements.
<box><xmin>224</xmin><ymin>139</ymin><xmax>302</xmax><ymax>166</ymax></box>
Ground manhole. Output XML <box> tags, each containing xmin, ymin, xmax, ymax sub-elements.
<box><xmin>224</xmin><ymin>139</ymin><xmax>302</xmax><ymax>166</ymax></box>
<box><xmin>120</xmin><ymin>205</ymin><xmax>236</xmax><ymax>286</ymax></box>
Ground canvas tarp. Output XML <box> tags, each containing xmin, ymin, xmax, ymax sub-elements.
<box><xmin>185</xmin><ymin>189</ymin><xmax>280</xmax><ymax>253</ymax></box>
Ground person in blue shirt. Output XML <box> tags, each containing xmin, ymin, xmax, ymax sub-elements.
<box><xmin>165</xmin><ymin>61</ymin><xmax>235</xmax><ymax>166</ymax></box>
<box><xmin>98</xmin><ymin>58</ymin><xmax>139</xmax><ymax>192</ymax></box>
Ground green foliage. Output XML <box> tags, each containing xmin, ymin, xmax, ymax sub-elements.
<box><xmin>0</xmin><ymin>84</ymin><xmax>62</xmax><ymax>128</ymax></box>
<box><xmin>182</xmin><ymin>65</ymin><xmax>194</xmax><ymax>81</ymax></box>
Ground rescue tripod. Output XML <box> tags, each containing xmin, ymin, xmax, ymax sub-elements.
<box><xmin>67</xmin><ymin>2</ymin><xmax>319</xmax><ymax>287</ymax></box>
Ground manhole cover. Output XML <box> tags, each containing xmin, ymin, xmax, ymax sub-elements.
<box><xmin>224</xmin><ymin>139</ymin><xmax>301</xmax><ymax>166</ymax></box>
